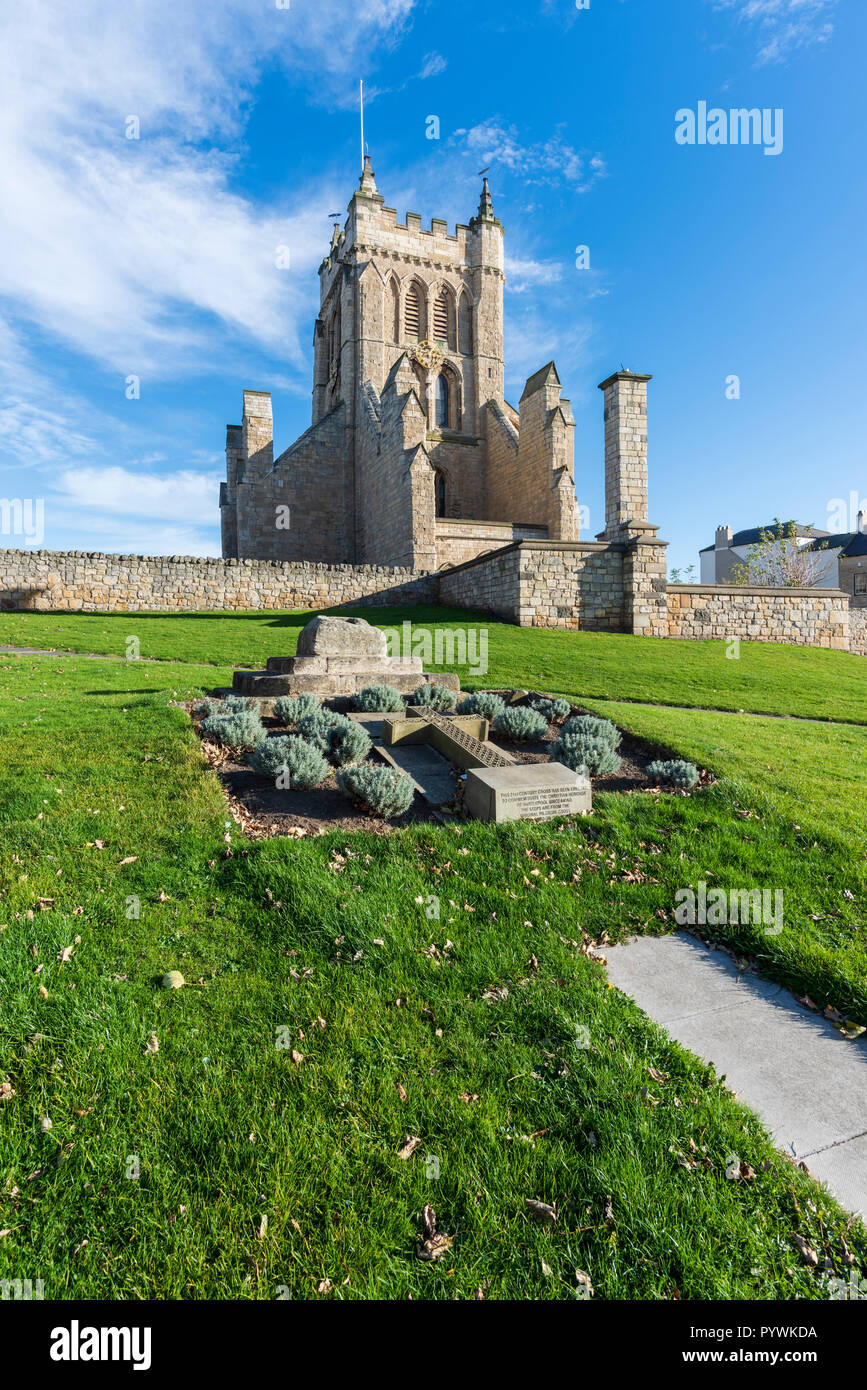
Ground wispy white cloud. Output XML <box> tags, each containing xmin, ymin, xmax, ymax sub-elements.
<box><xmin>503</xmin><ymin>309</ymin><xmax>593</xmax><ymax>398</ymax></box>
<box><xmin>504</xmin><ymin>255</ymin><xmax>565</xmax><ymax>293</ymax></box>
<box><xmin>34</xmin><ymin>466</ymin><xmax>224</xmax><ymax>555</ymax></box>
<box><xmin>713</xmin><ymin>0</ymin><xmax>837</xmax><ymax>64</ymax></box>
<box><xmin>451</xmin><ymin>121</ymin><xmax>607</xmax><ymax>191</ymax></box>
<box><xmin>0</xmin><ymin>1</ymin><xmax>418</xmax><ymax>379</ymax></box>
<box><xmin>53</xmin><ymin>466</ymin><xmax>221</xmax><ymax>521</ymax></box>
<box><xmin>418</xmin><ymin>52</ymin><xmax>448</xmax><ymax>79</ymax></box>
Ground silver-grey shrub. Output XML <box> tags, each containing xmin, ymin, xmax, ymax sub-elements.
<box><xmin>646</xmin><ymin>759</ymin><xmax>700</xmax><ymax>790</ymax></box>
<box><xmin>552</xmin><ymin>729</ymin><xmax>621</xmax><ymax>777</ymax></box>
<box><xmin>223</xmin><ymin>694</ymin><xmax>261</xmax><ymax>715</ymax></box>
<box><xmin>411</xmin><ymin>682</ymin><xmax>457</xmax><ymax>712</ymax></box>
<box><xmin>561</xmin><ymin>714</ymin><xmax>621</xmax><ymax>750</ymax></box>
<box><xmin>456</xmin><ymin>691</ymin><xmax>505</xmax><ymax>721</ymax></box>
<box><xmin>336</xmin><ymin>764</ymin><xmax>415</xmax><ymax>819</ymax></box>
<box><xmin>493</xmin><ymin>706</ymin><xmax>548</xmax><ymax>741</ymax></box>
<box><xmin>355</xmin><ymin>684</ymin><xmax>406</xmax><ymax>712</ymax></box>
<box><xmin>327</xmin><ymin>718</ymin><xmax>372</xmax><ymax>767</ymax></box>
<box><xmin>297</xmin><ymin>707</ymin><xmax>343</xmax><ymax>754</ymax></box>
<box><xmin>250</xmin><ymin>734</ymin><xmax>328</xmax><ymax>789</ymax></box>
<box><xmin>274</xmin><ymin>693</ymin><xmax>320</xmax><ymax>726</ymax></box>
<box><xmin>201</xmin><ymin>709</ymin><xmax>265</xmax><ymax>751</ymax></box>
<box><xmin>531</xmin><ymin>697</ymin><xmax>571</xmax><ymax>723</ymax></box>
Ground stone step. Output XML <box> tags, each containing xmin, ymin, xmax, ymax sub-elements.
<box><xmin>264</xmin><ymin>655</ymin><xmax>424</xmax><ymax>675</ymax></box>
<box><xmin>232</xmin><ymin>669</ymin><xmax>460</xmax><ymax>698</ymax></box>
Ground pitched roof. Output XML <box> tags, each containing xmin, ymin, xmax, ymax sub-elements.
<box><xmin>521</xmin><ymin>361</ymin><xmax>560</xmax><ymax>398</ymax></box>
<box><xmin>699</xmin><ymin>522</ymin><xmax>831</xmax><ymax>554</ymax></box>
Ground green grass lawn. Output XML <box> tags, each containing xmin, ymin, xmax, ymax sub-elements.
<box><xmin>1</xmin><ymin>626</ymin><xmax>865</xmax><ymax>1300</ymax></box>
<box><xmin>3</xmin><ymin>605</ymin><xmax>867</xmax><ymax>722</ymax></box>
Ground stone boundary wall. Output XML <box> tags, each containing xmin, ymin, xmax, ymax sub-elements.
<box><xmin>1</xmin><ymin>547</ymin><xmax>863</xmax><ymax>655</ymax></box>
<box><xmin>848</xmin><ymin>607</ymin><xmax>867</xmax><ymax>657</ymax></box>
<box><xmin>438</xmin><ymin>540</ymin><xmax>625</xmax><ymax>630</ymax></box>
<box><xmin>438</xmin><ymin>543</ymin><xmax>523</xmax><ymax>622</ymax></box>
<box><xmin>0</xmin><ymin>549</ymin><xmax>438</xmax><ymax>614</ymax></box>
<box><xmin>666</xmin><ymin>585</ymin><xmax>851</xmax><ymax>651</ymax></box>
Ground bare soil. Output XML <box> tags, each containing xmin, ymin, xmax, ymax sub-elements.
<box><xmin>184</xmin><ymin>690</ymin><xmax>712</xmax><ymax>840</ymax></box>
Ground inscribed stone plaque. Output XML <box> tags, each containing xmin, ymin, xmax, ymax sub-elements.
<box><xmin>463</xmin><ymin>762</ymin><xmax>591</xmax><ymax>823</ymax></box>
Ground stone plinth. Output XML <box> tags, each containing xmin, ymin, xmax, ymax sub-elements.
<box><xmin>296</xmin><ymin>615</ymin><xmax>388</xmax><ymax>658</ymax></box>
<box><xmin>232</xmin><ymin>615</ymin><xmax>458</xmax><ymax>698</ymax></box>
<box><xmin>464</xmin><ymin>762</ymin><xmax>591</xmax><ymax>823</ymax></box>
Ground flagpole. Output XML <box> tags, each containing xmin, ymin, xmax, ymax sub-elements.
<box><xmin>359</xmin><ymin>79</ymin><xmax>364</xmax><ymax>173</ymax></box>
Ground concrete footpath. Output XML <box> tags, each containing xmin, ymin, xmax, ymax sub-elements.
<box><xmin>606</xmin><ymin>934</ymin><xmax>867</xmax><ymax>1218</ymax></box>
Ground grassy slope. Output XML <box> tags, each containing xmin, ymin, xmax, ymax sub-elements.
<box><xmin>3</xmin><ymin>607</ymin><xmax>867</xmax><ymax>723</ymax></box>
<box><xmin>1</xmin><ymin>653</ymin><xmax>865</xmax><ymax>1300</ymax></box>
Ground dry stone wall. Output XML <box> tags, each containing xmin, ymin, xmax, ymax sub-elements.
<box><xmin>0</xmin><ymin>550</ymin><xmax>437</xmax><ymax>614</ymax></box>
<box><xmin>0</xmin><ymin>548</ymin><xmax>863</xmax><ymax>655</ymax></box>
<box><xmin>843</xmin><ymin>605</ymin><xmax>867</xmax><ymax>656</ymax></box>
<box><xmin>666</xmin><ymin>585</ymin><xmax>851</xmax><ymax>650</ymax></box>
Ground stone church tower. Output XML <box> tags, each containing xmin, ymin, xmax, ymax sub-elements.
<box><xmin>220</xmin><ymin>160</ymin><xmax>581</xmax><ymax>571</ymax></box>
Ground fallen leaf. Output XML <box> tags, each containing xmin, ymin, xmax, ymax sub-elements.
<box><xmin>793</xmin><ymin>1235</ymin><xmax>819</xmax><ymax>1267</ymax></box>
<box><xmin>525</xmin><ymin>1197</ymin><xmax>557</xmax><ymax>1225</ymax></box>
<box><xmin>144</xmin><ymin>1033</ymin><xmax>159</xmax><ymax>1055</ymax></box>
<box><xmin>482</xmin><ymin>985</ymin><xmax>509</xmax><ymax>1002</ymax></box>
<box><xmin>398</xmin><ymin>1135</ymin><xmax>422</xmax><ymax>1161</ymax></box>
<box><xmin>118</xmin><ymin>856</ymin><xmax>138</xmax><ymax>867</ymax></box>
<box><xmin>416</xmin><ymin>1205</ymin><xmax>453</xmax><ymax>1262</ymax></box>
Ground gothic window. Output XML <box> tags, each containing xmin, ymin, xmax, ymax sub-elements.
<box><xmin>328</xmin><ymin>299</ymin><xmax>341</xmax><ymax>378</ymax></box>
<box><xmin>458</xmin><ymin>292</ymin><xmax>473</xmax><ymax>355</ymax></box>
<box><xmin>435</xmin><ymin>472</ymin><xmax>447</xmax><ymax>518</ymax></box>
<box><xmin>388</xmin><ymin>278</ymin><xmax>400</xmax><ymax>343</ymax></box>
<box><xmin>433</xmin><ymin>288</ymin><xmax>451</xmax><ymax>347</ymax></box>
<box><xmin>404</xmin><ymin>283</ymin><xmax>422</xmax><ymax>339</ymax></box>
<box><xmin>435</xmin><ymin>372</ymin><xmax>449</xmax><ymax>429</ymax></box>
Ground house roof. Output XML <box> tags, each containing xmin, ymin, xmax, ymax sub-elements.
<box><xmin>699</xmin><ymin>522</ymin><xmax>831</xmax><ymax>554</ymax></box>
<box><xmin>840</xmin><ymin>531</ymin><xmax>867</xmax><ymax>557</ymax></box>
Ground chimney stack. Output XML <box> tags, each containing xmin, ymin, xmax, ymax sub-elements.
<box><xmin>715</xmin><ymin>524</ymin><xmax>733</xmax><ymax>548</ymax></box>
<box><xmin>597</xmin><ymin>371</ymin><xmax>654</xmax><ymax>540</ymax></box>
<box><xmin>241</xmin><ymin>390</ymin><xmax>273</xmax><ymax>480</ymax></box>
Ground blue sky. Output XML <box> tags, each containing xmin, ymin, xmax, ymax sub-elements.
<box><xmin>1</xmin><ymin>0</ymin><xmax>864</xmax><ymax>573</ymax></box>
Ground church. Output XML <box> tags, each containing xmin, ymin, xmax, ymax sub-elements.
<box><xmin>219</xmin><ymin>158</ymin><xmax>582</xmax><ymax>571</ymax></box>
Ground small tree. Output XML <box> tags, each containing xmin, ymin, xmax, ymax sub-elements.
<box><xmin>728</xmin><ymin>520</ymin><xmax>829</xmax><ymax>588</ymax></box>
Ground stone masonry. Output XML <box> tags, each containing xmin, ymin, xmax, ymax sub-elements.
<box><xmin>3</xmin><ymin>336</ymin><xmax>863</xmax><ymax>654</ymax></box>
<box><xmin>0</xmin><ymin>550</ymin><xmax>437</xmax><ymax>613</ymax></box>
<box><xmin>220</xmin><ymin>161</ymin><xmax>581</xmax><ymax>571</ymax></box>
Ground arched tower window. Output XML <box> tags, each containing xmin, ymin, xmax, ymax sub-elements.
<box><xmin>435</xmin><ymin>472</ymin><xmax>447</xmax><ymax>518</ymax></box>
<box><xmin>388</xmin><ymin>279</ymin><xmax>400</xmax><ymax>343</ymax></box>
<box><xmin>433</xmin><ymin>288</ymin><xmax>452</xmax><ymax>348</ymax></box>
<box><xmin>404</xmin><ymin>283</ymin><xmax>422</xmax><ymax>339</ymax></box>
<box><xmin>435</xmin><ymin>372</ymin><xmax>450</xmax><ymax>429</ymax></box>
<box><xmin>458</xmin><ymin>292</ymin><xmax>473</xmax><ymax>356</ymax></box>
